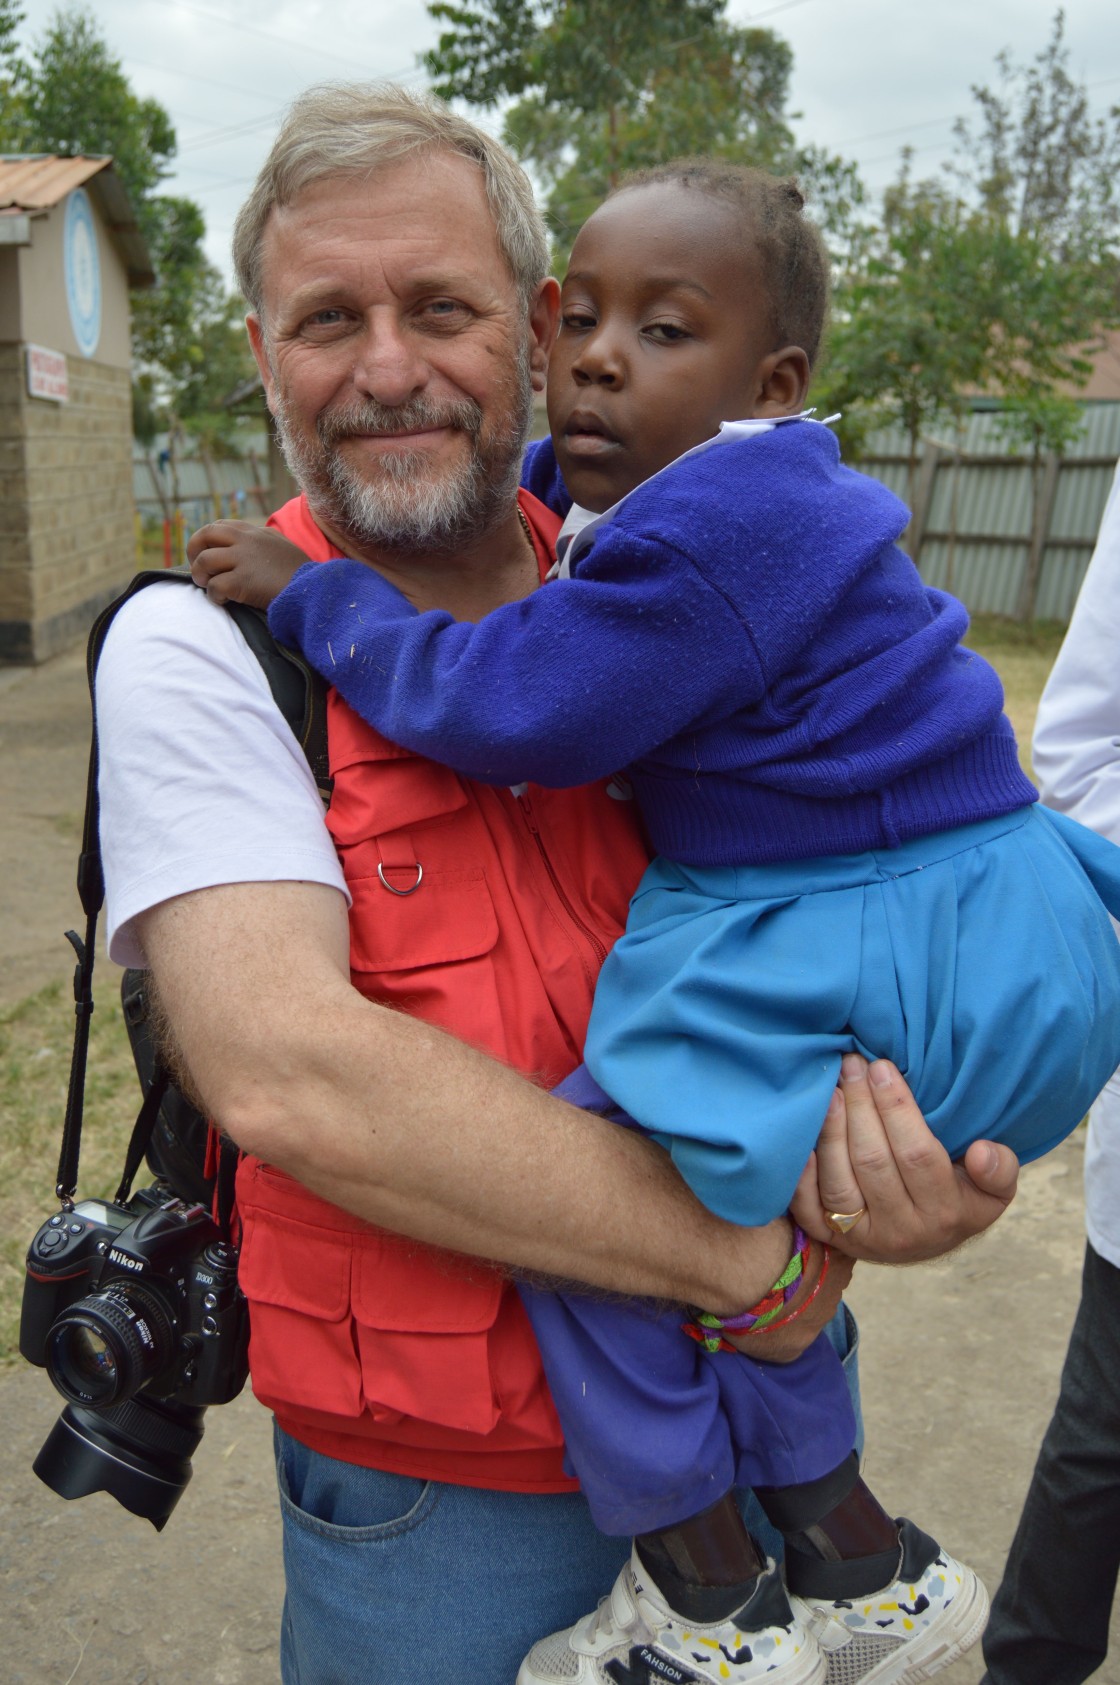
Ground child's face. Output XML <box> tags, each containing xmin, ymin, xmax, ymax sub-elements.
<box><xmin>547</xmin><ymin>184</ymin><xmax>807</xmax><ymax>513</ymax></box>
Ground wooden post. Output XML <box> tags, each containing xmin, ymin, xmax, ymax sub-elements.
<box><xmin>1016</xmin><ymin>451</ymin><xmax>1060</xmax><ymax>623</ymax></box>
<box><xmin>145</xmin><ymin>452</ymin><xmax>172</xmax><ymax>522</ymax></box>
<box><xmin>906</xmin><ymin>440</ymin><xmax>941</xmax><ymax>571</ymax></box>
<box><xmin>199</xmin><ymin>445</ymin><xmax>221</xmax><ymax>518</ymax></box>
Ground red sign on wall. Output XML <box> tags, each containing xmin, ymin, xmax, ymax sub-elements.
<box><xmin>26</xmin><ymin>343</ymin><xmax>69</xmax><ymax>403</ymax></box>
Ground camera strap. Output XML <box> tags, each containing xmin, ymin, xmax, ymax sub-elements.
<box><xmin>57</xmin><ymin>569</ymin><xmax>329</xmax><ymax>1234</ymax></box>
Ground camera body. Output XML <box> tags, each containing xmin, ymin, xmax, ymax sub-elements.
<box><xmin>21</xmin><ymin>1181</ymin><xmax>249</xmax><ymax>1529</ymax></box>
<box><xmin>22</xmin><ymin>1182</ymin><xmax>248</xmax><ymax>1409</ymax></box>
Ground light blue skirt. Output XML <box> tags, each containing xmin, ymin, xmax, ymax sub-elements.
<box><xmin>583</xmin><ymin>806</ymin><xmax>1120</xmax><ymax>1225</ymax></box>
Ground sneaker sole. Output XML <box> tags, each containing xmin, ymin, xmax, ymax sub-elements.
<box><xmin>823</xmin><ymin>1570</ymin><xmax>990</xmax><ymax>1685</ymax></box>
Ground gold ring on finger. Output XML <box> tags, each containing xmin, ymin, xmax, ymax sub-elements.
<box><xmin>825</xmin><ymin>1206</ymin><xmax>867</xmax><ymax>1235</ymax></box>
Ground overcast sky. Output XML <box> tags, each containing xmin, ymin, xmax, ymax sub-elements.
<box><xmin>11</xmin><ymin>0</ymin><xmax>1120</xmax><ymax>286</ymax></box>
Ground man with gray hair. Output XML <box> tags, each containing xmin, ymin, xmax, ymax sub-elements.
<box><xmin>93</xmin><ymin>83</ymin><xmax>1017</xmax><ymax>1683</ymax></box>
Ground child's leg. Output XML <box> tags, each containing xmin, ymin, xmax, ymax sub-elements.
<box><xmin>518</xmin><ymin>1283</ymin><xmax>857</xmax><ymax>1541</ymax></box>
<box><xmin>518</xmin><ymin>1282</ymin><xmax>846</xmax><ymax>1681</ymax></box>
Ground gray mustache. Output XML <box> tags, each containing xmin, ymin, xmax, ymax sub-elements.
<box><xmin>317</xmin><ymin>397</ymin><xmax>482</xmax><ymax>446</ymax></box>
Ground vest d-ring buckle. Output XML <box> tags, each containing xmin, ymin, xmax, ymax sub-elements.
<box><xmin>377</xmin><ymin>861</ymin><xmax>423</xmax><ymax>896</ymax></box>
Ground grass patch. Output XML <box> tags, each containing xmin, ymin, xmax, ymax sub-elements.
<box><xmin>965</xmin><ymin>616</ymin><xmax>1064</xmax><ymax>781</ymax></box>
<box><xmin>0</xmin><ymin>979</ymin><xmax>139</xmax><ymax>1364</ymax></box>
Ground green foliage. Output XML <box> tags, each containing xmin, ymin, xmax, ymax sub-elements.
<box><xmin>820</xmin><ymin>11</ymin><xmax>1119</xmax><ymax>486</ymax></box>
<box><xmin>6</xmin><ymin>8</ymin><xmax>175</xmax><ymax>239</ymax></box>
<box><xmin>950</xmin><ymin>9</ymin><xmax>1120</xmax><ymax>264</ymax></box>
<box><xmin>0</xmin><ymin>6</ymin><xmax>255</xmax><ymax>440</ymax></box>
<box><xmin>425</xmin><ymin>0</ymin><xmax>860</xmax><ymax>263</ymax></box>
<box><xmin>814</xmin><ymin>167</ymin><xmax>994</xmax><ymax>478</ymax></box>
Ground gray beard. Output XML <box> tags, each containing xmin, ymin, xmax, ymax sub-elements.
<box><xmin>273</xmin><ymin>368</ymin><xmax>532</xmax><ymax>556</ymax></box>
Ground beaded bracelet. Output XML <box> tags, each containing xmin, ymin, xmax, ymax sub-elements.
<box><xmin>682</xmin><ymin>1225</ymin><xmax>815</xmax><ymax>1354</ymax></box>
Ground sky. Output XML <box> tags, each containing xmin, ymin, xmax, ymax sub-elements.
<box><xmin>9</xmin><ymin>0</ymin><xmax>1120</xmax><ymax>287</ymax></box>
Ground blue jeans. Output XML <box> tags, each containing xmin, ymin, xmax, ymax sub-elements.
<box><xmin>274</xmin><ymin>1306</ymin><xmax>860</xmax><ymax>1685</ymax></box>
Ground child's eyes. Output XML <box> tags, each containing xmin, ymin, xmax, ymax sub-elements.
<box><xmin>561</xmin><ymin>309</ymin><xmax>597</xmax><ymax>332</ymax></box>
<box><xmin>644</xmin><ymin>321</ymin><xmax>692</xmax><ymax>343</ymax></box>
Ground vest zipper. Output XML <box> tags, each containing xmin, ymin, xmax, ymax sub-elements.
<box><xmin>515</xmin><ymin>787</ymin><xmax>609</xmax><ymax>973</ymax></box>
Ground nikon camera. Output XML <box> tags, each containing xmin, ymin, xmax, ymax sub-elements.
<box><xmin>21</xmin><ymin>1181</ymin><xmax>249</xmax><ymax>1530</ymax></box>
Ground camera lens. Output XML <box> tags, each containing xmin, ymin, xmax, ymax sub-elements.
<box><xmin>47</xmin><ymin>1286</ymin><xmax>175</xmax><ymax>1408</ymax></box>
<box><xmin>67</xmin><ymin>1324</ymin><xmax>118</xmax><ymax>1388</ymax></box>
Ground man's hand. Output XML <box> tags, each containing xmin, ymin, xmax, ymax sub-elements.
<box><xmin>791</xmin><ymin>1053</ymin><xmax>1019</xmax><ymax>1262</ymax></box>
<box><xmin>188</xmin><ymin>520</ymin><xmax>310</xmax><ymax>609</ymax></box>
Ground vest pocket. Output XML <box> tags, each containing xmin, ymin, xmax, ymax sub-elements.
<box><xmin>237</xmin><ymin>1200</ymin><xmax>362</xmax><ymax>1419</ymax></box>
<box><xmin>347</xmin><ymin>868</ymin><xmax>499</xmax><ymax>973</ymax></box>
<box><xmin>236</xmin><ymin>1164</ymin><xmax>505</xmax><ymax>1434</ymax></box>
<box><xmin>352</xmin><ymin>1235</ymin><xmax>504</xmax><ymax>1434</ymax></box>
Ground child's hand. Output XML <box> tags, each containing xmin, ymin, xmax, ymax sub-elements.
<box><xmin>188</xmin><ymin>520</ymin><xmax>311</xmax><ymax>609</ymax></box>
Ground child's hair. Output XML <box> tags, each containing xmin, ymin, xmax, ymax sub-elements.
<box><xmin>609</xmin><ymin>160</ymin><xmax>830</xmax><ymax>370</ymax></box>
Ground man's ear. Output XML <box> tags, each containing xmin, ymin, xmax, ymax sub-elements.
<box><xmin>755</xmin><ymin>346</ymin><xmax>811</xmax><ymax>418</ymax></box>
<box><xmin>526</xmin><ymin>278</ymin><xmax>561</xmax><ymax>393</ymax></box>
<box><xmin>246</xmin><ymin>315</ymin><xmax>279</xmax><ymax>416</ymax></box>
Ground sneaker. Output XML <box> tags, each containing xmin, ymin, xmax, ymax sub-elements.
<box><xmin>516</xmin><ymin>1544</ymin><xmax>827</xmax><ymax>1685</ymax></box>
<box><xmin>789</xmin><ymin>1520</ymin><xmax>989</xmax><ymax>1685</ymax></box>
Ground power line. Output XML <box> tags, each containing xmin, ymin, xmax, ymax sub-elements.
<box><xmin>167</xmin><ymin>0</ymin><xmax>428</xmax><ymax>80</ymax></box>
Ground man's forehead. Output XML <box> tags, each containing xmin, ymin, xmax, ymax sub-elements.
<box><xmin>267</xmin><ymin>154</ymin><xmax>491</xmax><ymax>253</ymax></box>
<box><xmin>255</xmin><ymin>153</ymin><xmax>514</xmax><ymax>309</ymax></box>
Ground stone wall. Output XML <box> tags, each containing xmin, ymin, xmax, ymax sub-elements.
<box><xmin>0</xmin><ymin>348</ymin><xmax>135</xmax><ymax>663</ymax></box>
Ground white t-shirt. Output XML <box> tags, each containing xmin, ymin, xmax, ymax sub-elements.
<box><xmin>1033</xmin><ymin>458</ymin><xmax>1120</xmax><ymax>1267</ymax></box>
<box><xmin>96</xmin><ymin>581</ymin><xmax>349</xmax><ymax>970</ymax></box>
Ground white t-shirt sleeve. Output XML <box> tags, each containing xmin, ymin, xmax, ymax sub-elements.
<box><xmin>1032</xmin><ymin>458</ymin><xmax>1120</xmax><ymax>1267</ymax></box>
<box><xmin>96</xmin><ymin>582</ymin><xmax>350</xmax><ymax>970</ymax></box>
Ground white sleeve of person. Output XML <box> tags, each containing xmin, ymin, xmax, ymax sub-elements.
<box><xmin>95</xmin><ymin>582</ymin><xmax>349</xmax><ymax>970</ymax></box>
<box><xmin>1033</xmin><ymin>456</ymin><xmax>1120</xmax><ymax>1270</ymax></box>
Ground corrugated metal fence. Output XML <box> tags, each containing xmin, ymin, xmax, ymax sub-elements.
<box><xmin>132</xmin><ymin>408</ymin><xmax>1120</xmax><ymax>622</ymax></box>
<box><xmin>860</xmin><ymin>405</ymin><xmax>1120</xmax><ymax>622</ymax></box>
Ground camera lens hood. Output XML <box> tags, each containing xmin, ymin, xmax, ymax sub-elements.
<box><xmin>32</xmin><ymin>1395</ymin><xmax>205</xmax><ymax>1531</ymax></box>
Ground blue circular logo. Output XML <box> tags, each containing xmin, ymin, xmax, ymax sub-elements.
<box><xmin>64</xmin><ymin>188</ymin><xmax>101</xmax><ymax>358</ymax></box>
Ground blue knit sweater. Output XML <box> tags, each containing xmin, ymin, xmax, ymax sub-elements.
<box><xmin>268</xmin><ymin>421</ymin><xmax>1036</xmax><ymax>867</ymax></box>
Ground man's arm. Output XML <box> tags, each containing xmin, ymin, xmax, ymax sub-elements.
<box><xmin>139</xmin><ymin>876</ymin><xmax>1019</xmax><ymax>1315</ymax></box>
<box><xmin>138</xmin><ymin>877</ymin><xmax>794</xmax><ymax>1314</ymax></box>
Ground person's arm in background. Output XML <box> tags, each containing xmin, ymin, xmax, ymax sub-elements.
<box><xmin>1033</xmin><ymin>460</ymin><xmax>1120</xmax><ymax>828</ymax></box>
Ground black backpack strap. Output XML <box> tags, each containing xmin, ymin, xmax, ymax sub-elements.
<box><xmin>57</xmin><ymin>569</ymin><xmax>331</xmax><ymax>1211</ymax></box>
<box><xmin>225</xmin><ymin>599</ymin><xmax>332</xmax><ymax>805</ymax></box>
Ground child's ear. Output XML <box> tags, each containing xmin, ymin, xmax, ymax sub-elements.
<box><xmin>755</xmin><ymin>346</ymin><xmax>811</xmax><ymax>418</ymax></box>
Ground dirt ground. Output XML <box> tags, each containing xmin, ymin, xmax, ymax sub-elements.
<box><xmin>1</xmin><ymin>643</ymin><xmax>1119</xmax><ymax>1683</ymax></box>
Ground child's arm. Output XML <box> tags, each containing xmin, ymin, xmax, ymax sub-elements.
<box><xmin>188</xmin><ymin>520</ymin><xmax>314</xmax><ymax>609</ymax></box>
<box><xmin>267</xmin><ymin>525</ymin><xmax>760</xmax><ymax>787</ymax></box>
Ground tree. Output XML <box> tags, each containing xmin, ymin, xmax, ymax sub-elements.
<box><xmin>424</xmin><ymin>0</ymin><xmax>862</xmax><ymax>262</ymax></box>
<box><xmin>948</xmin><ymin>10</ymin><xmax>1120</xmax><ymax>614</ymax></box>
<box><xmin>814</xmin><ymin>163</ymin><xmax>1001</xmax><ymax>498</ymax></box>
<box><xmin>950</xmin><ymin>8</ymin><xmax>1120</xmax><ymax>267</ymax></box>
<box><xmin>0</xmin><ymin>7</ymin><xmax>255</xmax><ymax>441</ymax></box>
<box><xmin>819</xmin><ymin>12</ymin><xmax>1119</xmax><ymax>610</ymax></box>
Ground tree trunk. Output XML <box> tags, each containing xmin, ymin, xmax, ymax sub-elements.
<box><xmin>1015</xmin><ymin>446</ymin><xmax>1060</xmax><ymax>623</ymax></box>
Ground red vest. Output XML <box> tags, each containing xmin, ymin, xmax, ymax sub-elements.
<box><xmin>234</xmin><ymin>492</ymin><xmax>649</xmax><ymax>1489</ymax></box>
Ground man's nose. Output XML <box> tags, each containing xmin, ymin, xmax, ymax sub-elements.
<box><xmin>350</xmin><ymin>315</ymin><xmax>428</xmax><ymax>405</ymax></box>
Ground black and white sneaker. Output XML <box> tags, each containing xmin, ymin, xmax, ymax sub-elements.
<box><xmin>517</xmin><ymin>1545</ymin><xmax>826</xmax><ymax>1684</ymax></box>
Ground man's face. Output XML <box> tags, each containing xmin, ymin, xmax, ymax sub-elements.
<box><xmin>547</xmin><ymin>183</ymin><xmax>803</xmax><ymax>513</ymax></box>
<box><xmin>248</xmin><ymin>153</ymin><xmax>550</xmax><ymax>556</ymax></box>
